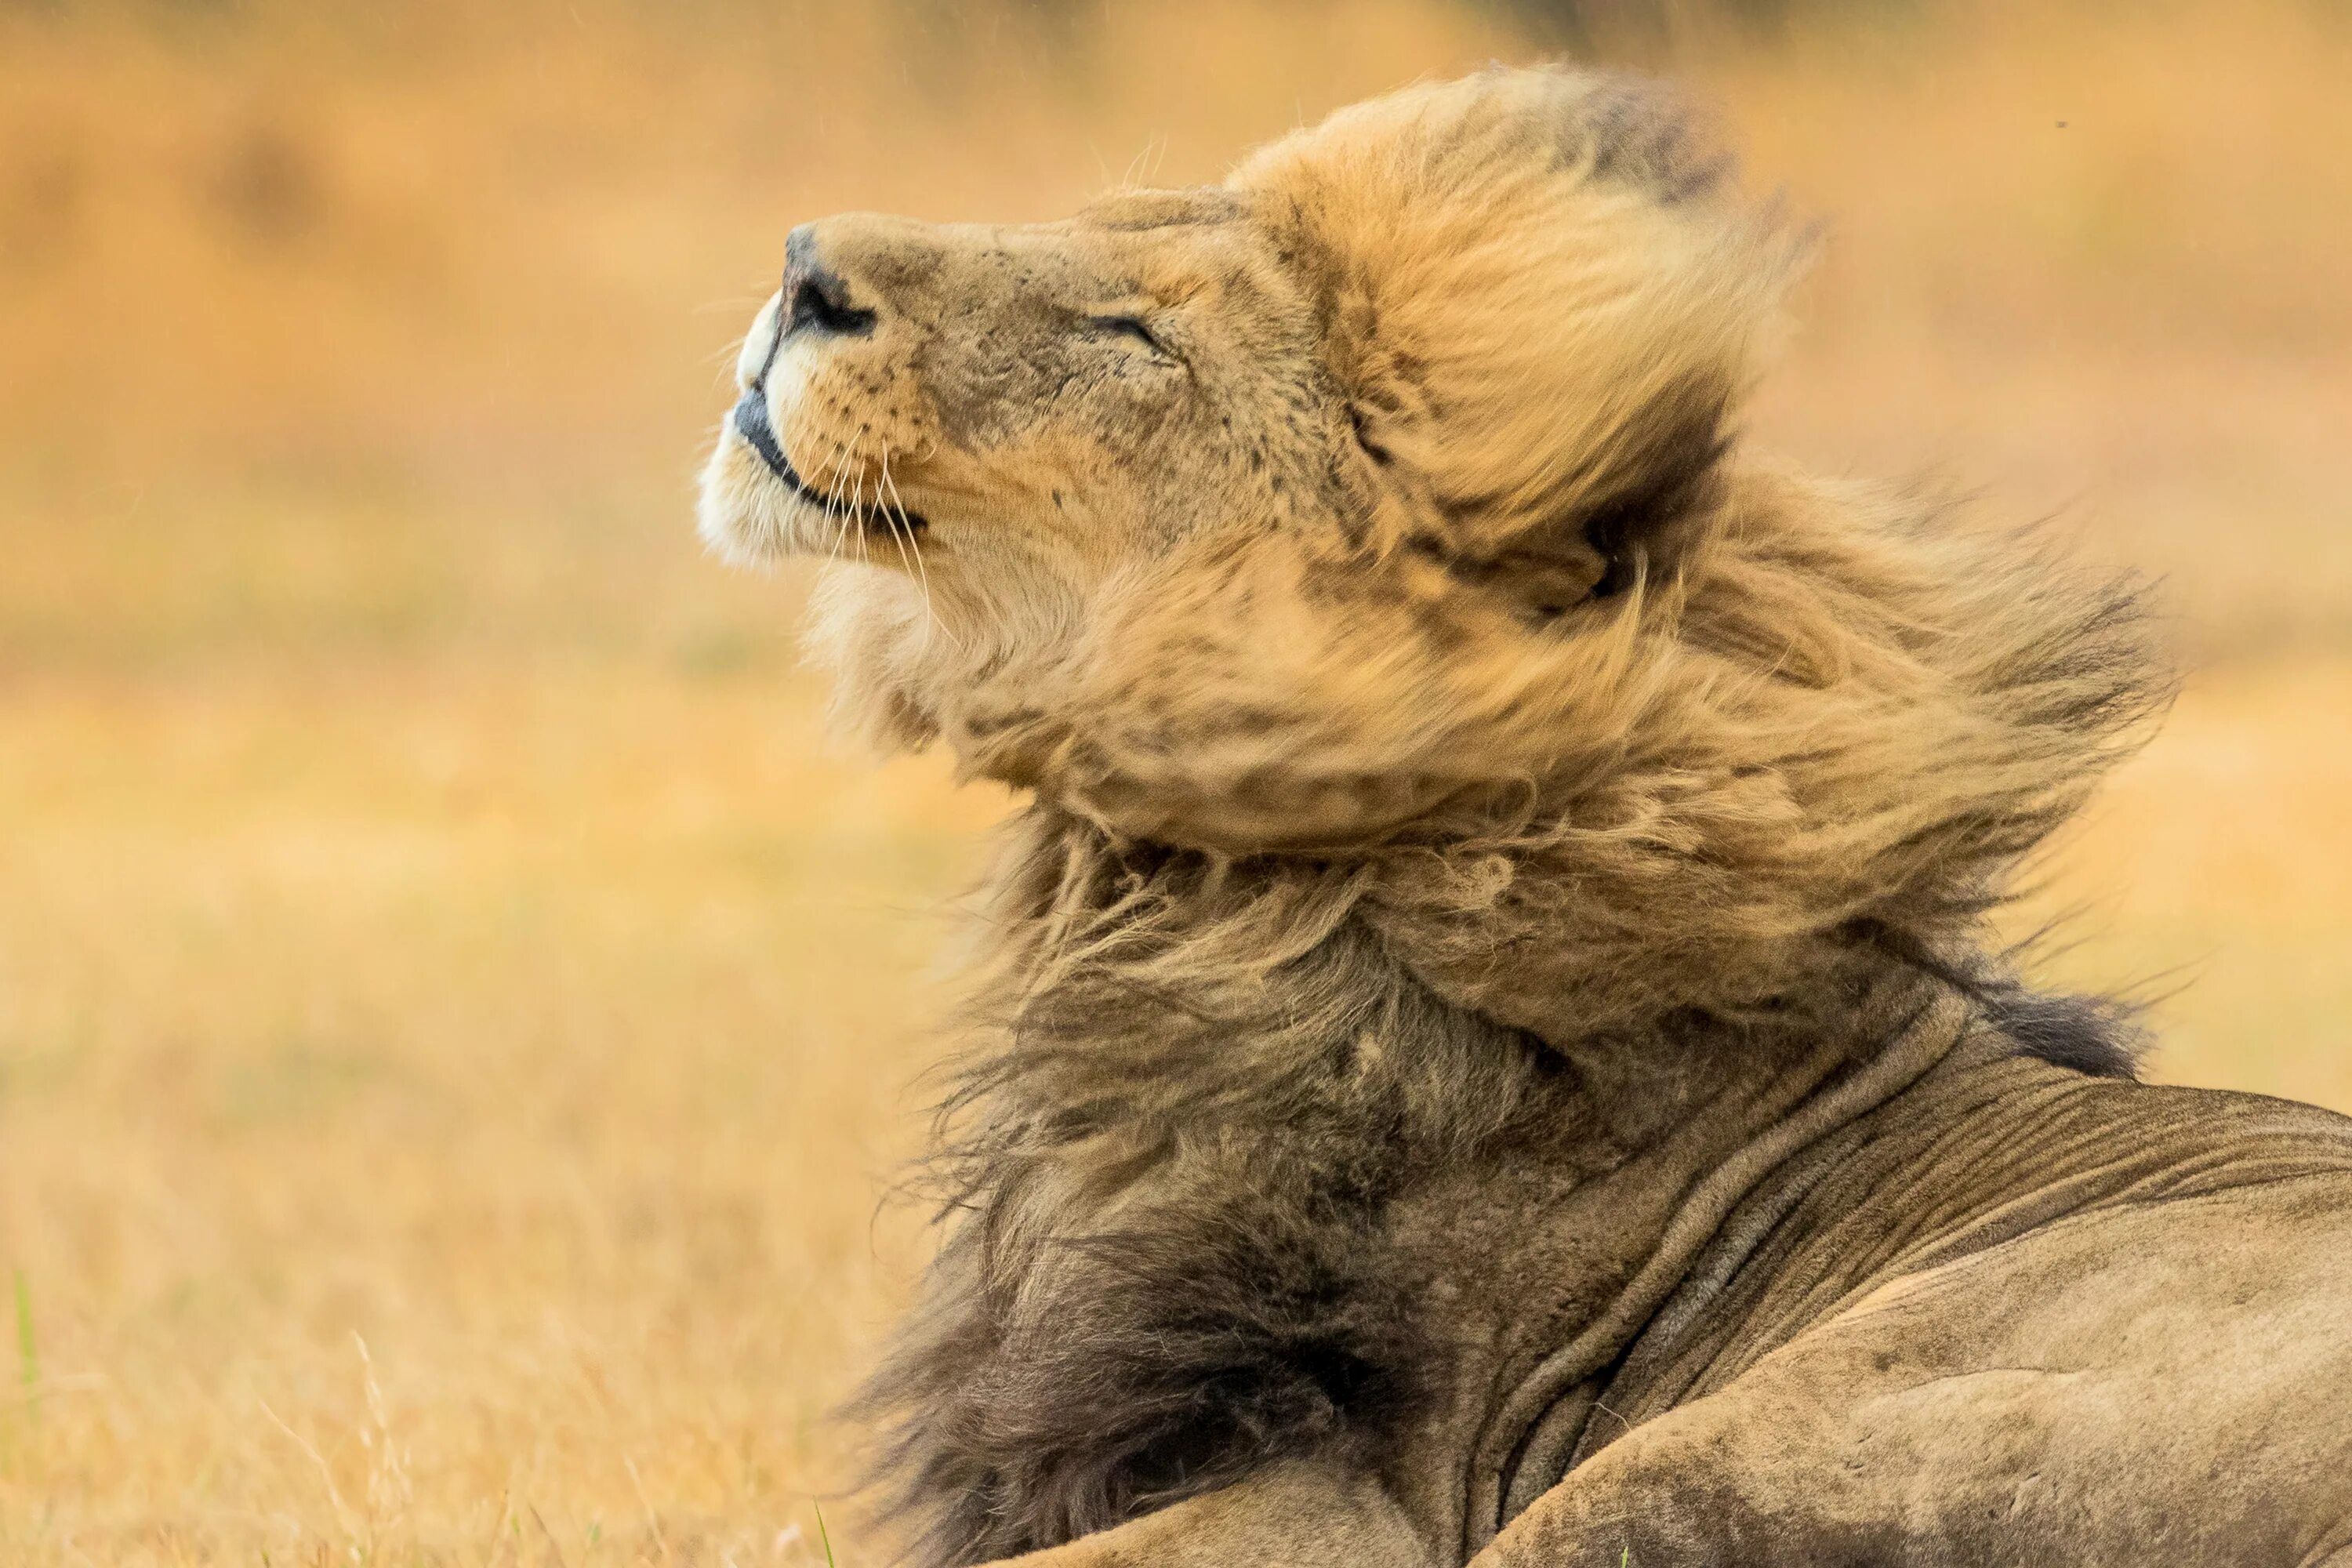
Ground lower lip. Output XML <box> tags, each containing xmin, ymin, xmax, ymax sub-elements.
<box><xmin>730</xmin><ymin>391</ymin><xmax>931</xmax><ymax>534</ymax></box>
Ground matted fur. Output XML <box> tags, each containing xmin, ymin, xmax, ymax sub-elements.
<box><xmin>698</xmin><ymin>66</ymin><xmax>2178</xmax><ymax>1567</ymax></box>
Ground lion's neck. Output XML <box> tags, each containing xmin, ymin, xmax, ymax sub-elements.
<box><xmin>967</xmin><ymin>804</ymin><xmax>1955</xmax><ymax>1116</ymax></box>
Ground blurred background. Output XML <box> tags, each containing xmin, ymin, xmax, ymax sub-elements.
<box><xmin>2</xmin><ymin>0</ymin><xmax>2347</xmax><ymax>1561</ymax></box>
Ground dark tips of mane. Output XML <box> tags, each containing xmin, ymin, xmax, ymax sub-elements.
<box><xmin>1853</xmin><ymin>920</ymin><xmax>2147</xmax><ymax>1082</ymax></box>
<box><xmin>1978</xmin><ymin>985</ymin><xmax>2147</xmax><ymax>1081</ymax></box>
<box><xmin>1573</xmin><ymin>74</ymin><xmax>1733</xmax><ymax>205</ymax></box>
<box><xmin>1579</xmin><ymin>373</ymin><xmax>1733</xmax><ymax>599</ymax></box>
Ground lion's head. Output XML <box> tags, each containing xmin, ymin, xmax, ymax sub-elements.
<box><xmin>700</xmin><ymin>68</ymin><xmax>1790</xmax><ymax>836</ymax></box>
<box><xmin>700</xmin><ymin>66</ymin><xmax>2161</xmax><ymax>1040</ymax></box>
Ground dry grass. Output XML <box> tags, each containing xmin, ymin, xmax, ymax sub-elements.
<box><xmin>2</xmin><ymin>2</ymin><xmax>2348</xmax><ymax>1562</ymax></box>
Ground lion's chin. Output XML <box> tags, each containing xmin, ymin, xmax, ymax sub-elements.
<box><xmin>696</xmin><ymin>435</ymin><xmax>809</xmax><ymax>568</ymax></box>
<box><xmin>698</xmin><ymin>429</ymin><xmax>937</xmax><ymax>573</ymax></box>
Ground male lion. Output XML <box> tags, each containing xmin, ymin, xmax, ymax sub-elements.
<box><xmin>699</xmin><ymin>67</ymin><xmax>2352</xmax><ymax>1568</ymax></box>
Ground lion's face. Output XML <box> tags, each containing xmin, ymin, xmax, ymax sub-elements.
<box><xmin>698</xmin><ymin>184</ymin><xmax>1344</xmax><ymax>611</ymax></box>
<box><xmin>700</xmin><ymin>69</ymin><xmax>1805</xmax><ymax>851</ymax></box>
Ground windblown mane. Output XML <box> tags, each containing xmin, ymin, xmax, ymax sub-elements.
<box><xmin>829</xmin><ymin>67</ymin><xmax>2172</xmax><ymax>1568</ymax></box>
<box><xmin>847</xmin><ymin>459</ymin><xmax>2167</xmax><ymax>1561</ymax></box>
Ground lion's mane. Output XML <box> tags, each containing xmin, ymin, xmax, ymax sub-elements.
<box><xmin>835</xmin><ymin>69</ymin><xmax>2169</xmax><ymax>1567</ymax></box>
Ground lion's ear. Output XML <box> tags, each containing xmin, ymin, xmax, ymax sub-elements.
<box><xmin>1236</xmin><ymin>67</ymin><xmax>1804</xmax><ymax>606</ymax></box>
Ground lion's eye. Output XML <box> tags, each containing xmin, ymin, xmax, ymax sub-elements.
<box><xmin>1088</xmin><ymin>314</ymin><xmax>1174</xmax><ymax>359</ymax></box>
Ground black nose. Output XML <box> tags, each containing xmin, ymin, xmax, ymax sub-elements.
<box><xmin>782</xmin><ymin>225</ymin><xmax>877</xmax><ymax>339</ymax></box>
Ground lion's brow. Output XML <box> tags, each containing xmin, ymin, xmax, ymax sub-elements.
<box><xmin>1085</xmin><ymin>191</ymin><xmax>1246</xmax><ymax>232</ymax></box>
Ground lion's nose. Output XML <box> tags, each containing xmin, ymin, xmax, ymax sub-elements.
<box><xmin>781</xmin><ymin>224</ymin><xmax>878</xmax><ymax>340</ymax></box>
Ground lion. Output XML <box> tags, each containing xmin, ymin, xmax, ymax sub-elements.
<box><xmin>698</xmin><ymin>67</ymin><xmax>2352</xmax><ymax>1568</ymax></box>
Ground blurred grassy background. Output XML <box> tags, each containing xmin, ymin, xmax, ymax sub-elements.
<box><xmin>2</xmin><ymin>1</ymin><xmax>2348</xmax><ymax>1562</ymax></box>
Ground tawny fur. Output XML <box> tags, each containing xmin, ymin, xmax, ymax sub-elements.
<box><xmin>683</xmin><ymin>67</ymin><xmax>2310</xmax><ymax>1568</ymax></box>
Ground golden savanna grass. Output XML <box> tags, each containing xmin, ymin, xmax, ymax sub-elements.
<box><xmin>2</xmin><ymin>2</ymin><xmax>2348</xmax><ymax>1563</ymax></box>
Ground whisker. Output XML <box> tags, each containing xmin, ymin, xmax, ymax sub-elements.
<box><xmin>823</xmin><ymin>430</ymin><xmax>861</xmax><ymax>575</ymax></box>
<box><xmin>878</xmin><ymin>450</ymin><xmax>959</xmax><ymax>654</ymax></box>
<box><xmin>829</xmin><ymin>432</ymin><xmax>871</xmax><ymax>568</ymax></box>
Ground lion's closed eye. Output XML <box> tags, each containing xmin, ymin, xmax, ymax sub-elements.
<box><xmin>1087</xmin><ymin>313</ymin><xmax>1178</xmax><ymax>361</ymax></box>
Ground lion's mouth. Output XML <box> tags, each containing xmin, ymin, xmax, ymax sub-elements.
<box><xmin>731</xmin><ymin>389</ymin><xmax>929</xmax><ymax>534</ymax></box>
